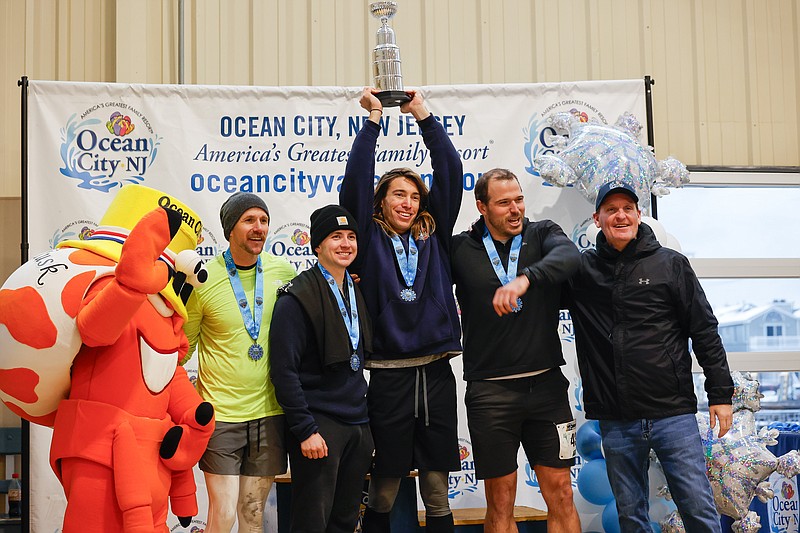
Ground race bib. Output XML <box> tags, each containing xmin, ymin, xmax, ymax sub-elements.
<box><xmin>556</xmin><ymin>420</ymin><xmax>577</xmax><ymax>460</ymax></box>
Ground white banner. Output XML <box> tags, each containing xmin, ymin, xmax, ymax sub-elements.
<box><xmin>27</xmin><ymin>79</ymin><xmax>645</xmax><ymax>532</ymax></box>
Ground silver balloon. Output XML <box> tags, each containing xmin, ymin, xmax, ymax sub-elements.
<box><xmin>660</xmin><ymin>510</ymin><xmax>684</xmax><ymax>533</ymax></box>
<box><xmin>661</xmin><ymin>371</ymin><xmax>796</xmax><ymax>533</ymax></box>
<box><xmin>731</xmin><ymin>371</ymin><xmax>763</xmax><ymax>413</ymax></box>
<box><xmin>533</xmin><ymin>111</ymin><xmax>690</xmax><ymax>214</ymax></box>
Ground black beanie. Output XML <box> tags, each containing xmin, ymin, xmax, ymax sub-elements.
<box><xmin>219</xmin><ymin>192</ymin><xmax>270</xmax><ymax>240</ymax></box>
<box><xmin>310</xmin><ymin>205</ymin><xmax>358</xmax><ymax>254</ymax></box>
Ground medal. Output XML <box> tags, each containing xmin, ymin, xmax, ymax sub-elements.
<box><xmin>249</xmin><ymin>343</ymin><xmax>264</xmax><ymax>361</ymax></box>
<box><xmin>318</xmin><ymin>263</ymin><xmax>361</xmax><ymax>371</ymax></box>
<box><xmin>223</xmin><ymin>249</ymin><xmax>265</xmax><ymax>361</ymax></box>
<box><xmin>390</xmin><ymin>234</ymin><xmax>418</xmax><ymax>302</ymax></box>
<box><xmin>400</xmin><ymin>288</ymin><xmax>417</xmax><ymax>302</ymax></box>
<box><xmin>482</xmin><ymin>227</ymin><xmax>524</xmax><ymax>313</ymax></box>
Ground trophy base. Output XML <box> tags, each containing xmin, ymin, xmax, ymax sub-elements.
<box><xmin>376</xmin><ymin>90</ymin><xmax>411</xmax><ymax>107</ymax></box>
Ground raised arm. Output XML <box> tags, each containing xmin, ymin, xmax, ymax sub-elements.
<box><xmin>408</xmin><ymin>91</ymin><xmax>464</xmax><ymax>238</ymax></box>
<box><xmin>340</xmin><ymin>88</ymin><xmax>383</xmax><ymax>239</ymax></box>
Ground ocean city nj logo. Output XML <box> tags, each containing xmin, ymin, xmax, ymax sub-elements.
<box><xmin>195</xmin><ymin>227</ymin><xmax>220</xmax><ymax>263</ymax></box>
<box><xmin>523</xmin><ymin>102</ymin><xmax>605</xmax><ymax>181</ymax></box>
<box><xmin>571</xmin><ymin>216</ymin><xmax>597</xmax><ymax>252</ymax></box>
<box><xmin>769</xmin><ymin>477</ymin><xmax>799</xmax><ymax>533</ymax></box>
<box><xmin>524</xmin><ymin>455</ymin><xmax>583</xmax><ymax>491</ymax></box>
<box><xmin>269</xmin><ymin>222</ymin><xmax>314</xmax><ymax>271</ymax></box>
<box><xmin>558</xmin><ymin>308</ymin><xmax>575</xmax><ymax>344</ymax></box>
<box><xmin>50</xmin><ymin>219</ymin><xmax>98</xmax><ymax>249</ymax></box>
<box><xmin>783</xmin><ymin>481</ymin><xmax>796</xmax><ymax>501</ymax></box>
<box><xmin>448</xmin><ymin>439</ymin><xmax>478</xmax><ymax>499</ymax></box>
<box><xmin>59</xmin><ymin>103</ymin><xmax>161</xmax><ymax>192</ymax></box>
<box><xmin>170</xmin><ymin>519</ymin><xmax>205</xmax><ymax>532</ymax></box>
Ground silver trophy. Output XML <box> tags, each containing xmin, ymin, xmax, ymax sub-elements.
<box><xmin>370</xmin><ymin>1</ymin><xmax>411</xmax><ymax>107</ymax></box>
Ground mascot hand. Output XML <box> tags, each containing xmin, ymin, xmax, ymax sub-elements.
<box><xmin>160</xmin><ymin>401</ymin><xmax>214</xmax><ymax>470</ymax></box>
<box><xmin>167</xmin><ymin>469</ymin><xmax>199</xmax><ymax>528</ymax></box>
<box><xmin>116</xmin><ymin>207</ymin><xmax>182</xmax><ymax>295</ymax></box>
<box><xmin>172</xmin><ymin>250</ymin><xmax>209</xmax><ymax>305</ymax></box>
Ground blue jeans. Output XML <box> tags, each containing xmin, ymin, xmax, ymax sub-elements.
<box><xmin>599</xmin><ymin>414</ymin><xmax>721</xmax><ymax>533</ymax></box>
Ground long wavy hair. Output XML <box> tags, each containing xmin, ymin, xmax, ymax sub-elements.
<box><xmin>372</xmin><ymin>167</ymin><xmax>436</xmax><ymax>239</ymax></box>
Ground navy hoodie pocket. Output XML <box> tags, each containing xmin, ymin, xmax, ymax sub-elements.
<box><xmin>375</xmin><ymin>293</ymin><xmax>452</xmax><ymax>354</ymax></box>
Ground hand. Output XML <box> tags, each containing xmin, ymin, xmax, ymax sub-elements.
<box><xmin>350</xmin><ymin>272</ymin><xmax>361</xmax><ymax>284</ymax></box>
<box><xmin>360</xmin><ymin>88</ymin><xmax>383</xmax><ymax>121</ymax></box>
<box><xmin>116</xmin><ymin>207</ymin><xmax>180</xmax><ymax>295</ymax></box>
<box><xmin>492</xmin><ymin>275</ymin><xmax>530</xmax><ymax>316</ymax></box>
<box><xmin>399</xmin><ymin>90</ymin><xmax>430</xmax><ymax>121</ymax></box>
<box><xmin>709</xmin><ymin>403</ymin><xmax>733</xmax><ymax>438</ymax></box>
<box><xmin>300</xmin><ymin>432</ymin><xmax>328</xmax><ymax>459</ymax></box>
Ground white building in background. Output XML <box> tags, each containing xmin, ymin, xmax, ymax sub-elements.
<box><xmin>716</xmin><ymin>300</ymin><xmax>800</xmax><ymax>353</ymax></box>
<box><xmin>710</xmin><ymin>300</ymin><xmax>800</xmax><ymax>410</ymax></box>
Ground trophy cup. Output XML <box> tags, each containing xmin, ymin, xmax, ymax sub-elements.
<box><xmin>370</xmin><ymin>1</ymin><xmax>411</xmax><ymax>107</ymax></box>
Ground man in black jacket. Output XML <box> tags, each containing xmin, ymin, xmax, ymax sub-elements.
<box><xmin>452</xmin><ymin>168</ymin><xmax>582</xmax><ymax>533</ymax></box>
<box><xmin>567</xmin><ymin>181</ymin><xmax>734</xmax><ymax>533</ymax></box>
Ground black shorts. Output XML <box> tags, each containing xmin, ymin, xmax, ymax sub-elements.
<box><xmin>367</xmin><ymin>357</ymin><xmax>460</xmax><ymax>477</ymax></box>
<box><xmin>465</xmin><ymin>368</ymin><xmax>576</xmax><ymax>479</ymax></box>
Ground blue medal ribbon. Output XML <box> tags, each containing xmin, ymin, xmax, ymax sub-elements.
<box><xmin>317</xmin><ymin>263</ymin><xmax>361</xmax><ymax>371</ymax></box>
<box><xmin>390</xmin><ymin>233</ymin><xmax>418</xmax><ymax>301</ymax></box>
<box><xmin>223</xmin><ymin>249</ymin><xmax>265</xmax><ymax>361</ymax></box>
<box><xmin>481</xmin><ymin>227</ymin><xmax>523</xmax><ymax>313</ymax></box>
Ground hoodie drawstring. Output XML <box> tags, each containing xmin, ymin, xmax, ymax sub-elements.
<box><xmin>413</xmin><ymin>366</ymin><xmax>431</xmax><ymax>426</ymax></box>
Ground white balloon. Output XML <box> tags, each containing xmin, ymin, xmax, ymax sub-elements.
<box><xmin>664</xmin><ymin>233</ymin><xmax>682</xmax><ymax>252</ymax></box>
<box><xmin>585</xmin><ymin>223</ymin><xmax>600</xmax><ymax>246</ymax></box>
<box><xmin>641</xmin><ymin>216</ymin><xmax>667</xmax><ymax>245</ymax></box>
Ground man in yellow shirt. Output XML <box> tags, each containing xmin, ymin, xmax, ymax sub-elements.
<box><xmin>184</xmin><ymin>192</ymin><xmax>296</xmax><ymax>533</ymax></box>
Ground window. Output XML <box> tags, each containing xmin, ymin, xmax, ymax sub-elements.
<box><xmin>659</xmin><ymin>169</ymin><xmax>800</xmax><ymax>426</ymax></box>
<box><xmin>766</xmin><ymin>326</ymin><xmax>783</xmax><ymax>337</ymax></box>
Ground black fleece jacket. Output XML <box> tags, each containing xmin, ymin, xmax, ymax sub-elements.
<box><xmin>567</xmin><ymin>223</ymin><xmax>733</xmax><ymax>420</ymax></box>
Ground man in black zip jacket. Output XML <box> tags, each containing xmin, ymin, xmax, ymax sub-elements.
<box><xmin>451</xmin><ymin>168</ymin><xmax>582</xmax><ymax>533</ymax></box>
<box><xmin>567</xmin><ymin>180</ymin><xmax>733</xmax><ymax>533</ymax></box>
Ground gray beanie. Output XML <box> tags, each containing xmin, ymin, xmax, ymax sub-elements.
<box><xmin>219</xmin><ymin>192</ymin><xmax>270</xmax><ymax>240</ymax></box>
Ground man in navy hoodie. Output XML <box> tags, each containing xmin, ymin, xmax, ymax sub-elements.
<box><xmin>340</xmin><ymin>88</ymin><xmax>462</xmax><ymax>532</ymax></box>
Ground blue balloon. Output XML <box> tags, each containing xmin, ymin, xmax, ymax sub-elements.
<box><xmin>576</xmin><ymin>420</ymin><xmax>604</xmax><ymax>460</ymax></box>
<box><xmin>601</xmin><ymin>501</ymin><xmax>621</xmax><ymax>533</ymax></box>
<box><xmin>577</xmin><ymin>458</ymin><xmax>614</xmax><ymax>505</ymax></box>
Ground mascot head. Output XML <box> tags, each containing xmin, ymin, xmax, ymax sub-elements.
<box><xmin>58</xmin><ymin>184</ymin><xmax>202</xmax><ymax>319</ymax></box>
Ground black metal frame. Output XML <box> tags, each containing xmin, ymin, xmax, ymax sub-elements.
<box><xmin>17</xmin><ymin>75</ymin><xmax>30</xmax><ymax>533</ymax></box>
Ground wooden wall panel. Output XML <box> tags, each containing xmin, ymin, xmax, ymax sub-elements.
<box><xmin>1</xmin><ymin>0</ymin><xmax>798</xmax><ymax>202</ymax></box>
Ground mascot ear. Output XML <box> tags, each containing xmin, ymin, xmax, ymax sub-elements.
<box><xmin>161</xmin><ymin>206</ymin><xmax>183</xmax><ymax>241</ymax></box>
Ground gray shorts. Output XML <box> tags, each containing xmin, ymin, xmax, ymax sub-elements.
<box><xmin>199</xmin><ymin>415</ymin><xmax>288</xmax><ymax>476</ymax></box>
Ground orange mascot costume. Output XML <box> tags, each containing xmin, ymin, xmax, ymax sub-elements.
<box><xmin>0</xmin><ymin>185</ymin><xmax>215</xmax><ymax>533</ymax></box>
